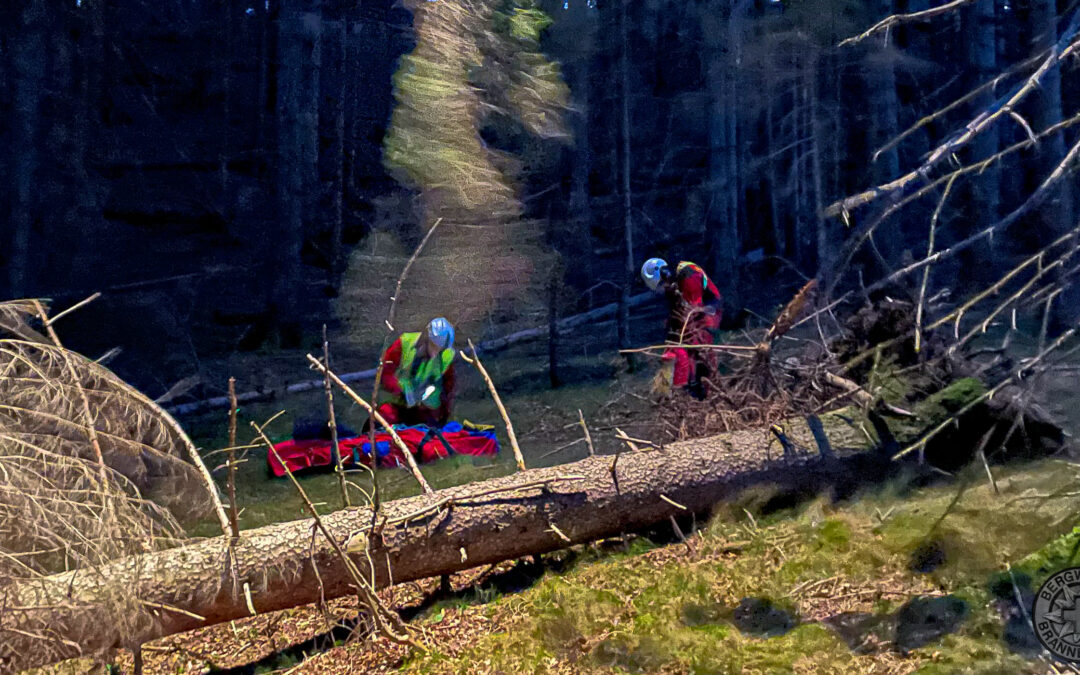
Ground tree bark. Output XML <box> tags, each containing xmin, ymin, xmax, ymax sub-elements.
<box><xmin>2</xmin><ymin>416</ymin><xmax>876</xmax><ymax>671</ymax></box>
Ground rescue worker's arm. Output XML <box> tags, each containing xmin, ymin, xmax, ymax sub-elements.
<box><xmin>701</xmin><ymin>275</ymin><xmax>723</xmax><ymax>323</ymax></box>
<box><xmin>379</xmin><ymin>338</ymin><xmax>405</xmax><ymax>397</ymax></box>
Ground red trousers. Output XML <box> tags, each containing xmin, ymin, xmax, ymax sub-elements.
<box><xmin>667</xmin><ymin>313</ymin><xmax>718</xmax><ymax>389</ymax></box>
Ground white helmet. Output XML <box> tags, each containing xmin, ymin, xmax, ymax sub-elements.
<box><xmin>641</xmin><ymin>258</ymin><xmax>669</xmax><ymax>292</ymax></box>
<box><xmin>427</xmin><ymin>317</ymin><xmax>455</xmax><ymax>351</ymax></box>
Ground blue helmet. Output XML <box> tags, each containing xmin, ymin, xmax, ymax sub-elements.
<box><xmin>427</xmin><ymin>317</ymin><xmax>455</xmax><ymax>351</ymax></box>
<box><xmin>641</xmin><ymin>258</ymin><xmax>669</xmax><ymax>291</ymax></box>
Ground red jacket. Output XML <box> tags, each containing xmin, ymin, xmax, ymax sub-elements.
<box><xmin>665</xmin><ymin>261</ymin><xmax>722</xmax><ymax>342</ymax></box>
<box><xmin>676</xmin><ymin>262</ymin><xmax>722</xmax><ymax>308</ymax></box>
<box><xmin>379</xmin><ymin>337</ymin><xmax>455</xmax><ymax>424</ymax></box>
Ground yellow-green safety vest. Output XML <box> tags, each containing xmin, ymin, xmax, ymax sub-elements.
<box><xmin>395</xmin><ymin>332</ymin><xmax>454</xmax><ymax>408</ymax></box>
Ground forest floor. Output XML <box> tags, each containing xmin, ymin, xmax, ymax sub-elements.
<box><xmin>41</xmin><ymin>311</ymin><xmax>1080</xmax><ymax>674</ymax></box>
<box><xmin>47</xmin><ymin>458</ymin><xmax>1080</xmax><ymax>674</ymax></box>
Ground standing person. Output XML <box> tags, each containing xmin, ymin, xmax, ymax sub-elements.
<box><xmin>371</xmin><ymin>317</ymin><xmax>457</xmax><ymax>428</ymax></box>
<box><xmin>641</xmin><ymin>258</ymin><xmax>723</xmax><ymax>398</ymax></box>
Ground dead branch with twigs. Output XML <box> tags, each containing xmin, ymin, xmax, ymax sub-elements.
<box><xmin>0</xmin><ymin>298</ymin><xmax>220</xmax><ymax>668</ymax></box>
<box><xmin>651</xmin><ymin>280</ymin><xmax>841</xmax><ymax>442</ymax></box>
<box><xmin>322</xmin><ymin>326</ymin><xmax>350</xmax><ymax>509</ymax></box>
<box><xmin>461</xmin><ymin>339</ymin><xmax>526</xmax><ymax>471</ymax></box>
<box><xmin>838</xmin><ymin>0</ymin><xmax>976</xmax><ymax>47</ymax></box>
<box><xmin>250</xmin><ymin>418</ymin><xmax>422</xmax><ymax>650</ymax></box>
<box><xmin>368</xmin><ymin>217</ymin><xmax>444</xmax><ymax>512</ymax></box>
<box><xmin>307</xmin><ymin>354</ymin><xmax>434</xmax><ymax>495</ymax></box>
<box><xmin>826</xmin><ymin>9</ymin><xmax>1080</xmax><ymax>221</ymax></box>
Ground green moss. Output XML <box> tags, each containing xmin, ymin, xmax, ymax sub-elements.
<box><xmin>818</xmin><ymin>518</ymin><xmax>853</xmax><ymax>548</ymax></box>
<box><xmin>914</xmin><ymin>377</ymin><xmax>987</xmax><ymax>425</ymax></box>
<box><xmin>399</xmin><ymin>461</ymin><xmax>1080</xmax><ymax>674</ymax></box>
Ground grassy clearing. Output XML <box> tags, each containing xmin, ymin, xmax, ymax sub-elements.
<box><xmin>380</xmin><ymin>459</ymin><xmax>1080</xmax><ymax>674</ymax></box>
<box><xmin>182</xmin><ymin>346</ymin><xmax>655</xmax><ymax>537</ymax></box>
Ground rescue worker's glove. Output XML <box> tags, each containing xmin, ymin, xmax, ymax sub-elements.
<box><xmin>463</xmin><ymin>420</ymin><xmax>495</xmax><ymax>432</ymax></box>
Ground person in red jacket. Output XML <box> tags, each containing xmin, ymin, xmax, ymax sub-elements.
<box><xmin>641</xmin><ymin>258</ymin><xmax>723</xmax><ymax>398</ymax></box>
<box><xmin>371</xmin><ymin>317</ymin><xmax>456</xmax><ymax>428</ymax></box>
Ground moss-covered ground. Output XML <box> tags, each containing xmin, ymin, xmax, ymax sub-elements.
<box><xmin>329</xmin><ymin>459</ymin><xmax>1080</xmax><ymax>674</ymax></box>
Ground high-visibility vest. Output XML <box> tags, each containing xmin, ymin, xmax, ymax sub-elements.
<box><xmin>396</xmin><ymin>332</ymin><xmax>454</xmax><ymax>408</ymax></box>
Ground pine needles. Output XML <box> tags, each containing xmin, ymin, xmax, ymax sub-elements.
<box><xmin>0</xmin><ymin>298</ymin><xmax>213</xmax><ymax>666</ymax></box>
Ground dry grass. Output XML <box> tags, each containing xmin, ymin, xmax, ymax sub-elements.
<box><xmin>0</xmin><ymin>299</ymin><xmax>212</xmax><ymax>666</ymax></box>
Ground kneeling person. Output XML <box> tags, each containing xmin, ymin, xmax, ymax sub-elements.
<box><xmin>373</xmin><ymin>317</ymin><xmax>456</xmax><ymax>428</ymax></box>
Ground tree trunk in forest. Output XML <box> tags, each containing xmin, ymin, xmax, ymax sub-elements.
<box><xmin>8</xmin><ymin>0</ymin><xmax>47</xmax><ymax>298</ymax></box>
<box><xmin>567</xmin><ymin>4</ymin><xmax>596</xmax><ymax>287</ymax></box>
<box><xmin>794</xmin><ymin>63</ymin><xmax>812</xmax><ymax>270</ymax></box>
<box><xmin>219</xmin><ymin>0</ymin><xmax>234</xmax><ymax>219</ymax></box>
<box><xmin>3</xmin><ymin>416</ymin><xmax>883</xmax><ymax>671</ymax></box>
<box><xmin>547</xmin><ymin>206</ymin><xmax>561</xmax><ymax>388</ymax></box>
<box><xmin>343</xmin><ymin>11</ymin><xmax>362</xmax><ymax>233</ymax></box>
<box><xmin>618</xmin><ymin>0</ymin><xmax>634</xmax><ymax>358</ymax></box>
<box><xmin>896</xmin><ymin>0</ymin><xmax>931</xmax><ymax>167</ymax></box>
<box><xmin>863</xmin><ymin>0</ymin><xmax>901</xmax><ymax>267</ymax></box>
<box><xmin>323</xmin><ymin>16</ymin><xmax>347</xmax><ymax>278</ymax></box>
<box><xmin>42</xmin><ymin>6</ymin><xmax>80</xmax><ymax>291</ymax></box>
<box><xmin>965</xmin><ymin>0</ymin><xmax>1000</xmax><ymax>222</ymax></box>
<box><xmin>810</xmin><ymin>54</ymin><xmax>830</xmax><ymax>285</ymax></box>
<box><xmin>1029</xmin><ymin>0</ymin><xmax>1075</xmax><ymax>235</ymax></box>
<box><xmin>1028</xmin><ymin>0</ymin><xmax>1077</xmax><ymax>326</ymax></box>
<box><xmin>766</xmin><ymin>76</ymin><xmax>785</xmax><ymax>259</ymax></box>
<box><xmin>703</xmin><ymin>0</ymin><xmax>743</xmax><ymax>304</ymax></box>
<box><xmin>960</xmin><ymin>0</ymin><xmax>1000</xmax><ymax>279</ymax></box>
<box><xmin>274</xmin><ymin>0</ymin><xmax>322</xmax><ymax>345</ymax></box>
<box><xmin>75</xmin><ymin>0</ymin><xmax>104</xmax><ymax>235</ymax></box>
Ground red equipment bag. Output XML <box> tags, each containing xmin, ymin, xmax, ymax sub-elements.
<box><xmin>267</xmin><ymin>422</ymin><xmax>499</xmax><ymax>477</ymax></box>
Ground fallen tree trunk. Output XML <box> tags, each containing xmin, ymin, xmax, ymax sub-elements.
<box><xmin>10</xmin><ymin>373</ymin><xmax>1056</xmax><ymax>674</ymax></box>
<box><xmin>3</xmin><ymin>415</ymin><xmax>870</xmax><ymax>672</ymax></box>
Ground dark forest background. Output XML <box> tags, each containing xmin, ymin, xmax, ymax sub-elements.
<box><xmin>1</xmin><ymin>0</ymin><xmax>1077</xmax><ymax>399</ymax></box>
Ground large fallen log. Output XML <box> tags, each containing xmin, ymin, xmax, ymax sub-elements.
<box><xmin>11</xmin><ymin>374</ymin><xmax>1057</xmax><ymax>674</ymax></box>
<box><xmin>3</xmin><ymin>415</ymin><xmax>871</xmax><ymax>672</ymax></box>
